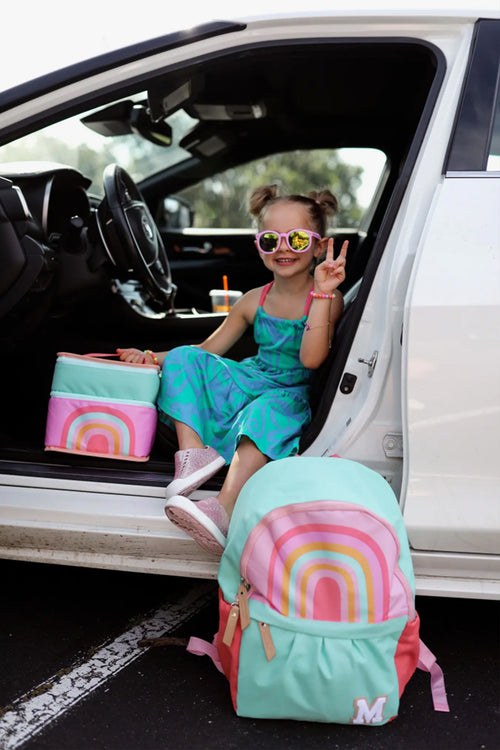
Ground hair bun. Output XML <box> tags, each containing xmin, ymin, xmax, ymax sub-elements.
<box><xmin>308</xmin><ymin>190</ymin><xmax>338</xmax><ymax>216</ymax></box>
<box><xmin>248</xmin><ymin>184</ymin><xmax>279</xmax><ymax>217</ymax></box>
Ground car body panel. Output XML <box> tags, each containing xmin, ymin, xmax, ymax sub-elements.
<box><xmin>0</xmin><ymin>7</ymin><xmax>499</xmax><ymax>599</ymax></box>
<box><xmin>403</xmin><ymin>175</ymin><xmax>500</xmax><ymax>554</ymax></box>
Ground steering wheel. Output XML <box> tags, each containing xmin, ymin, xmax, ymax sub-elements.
<box><xmin>98</xmin><ymin>164</ymin><xmax>176</xmax><ymax>308</ymax></box>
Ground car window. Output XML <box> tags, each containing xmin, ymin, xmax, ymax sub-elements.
<box><xmin>446</xmin><ymin>20</ymin><xmax>500</xmax><ymax>172</ymax></box>
<box><xmin>487</xmin><ymin>91</ymin><xmax>500</xmax><ymax>170</ymax></box>
<box><xmin>175</xmin><ymin>148</ymin><xmax>387</xmax><ymax>230</ymax></box>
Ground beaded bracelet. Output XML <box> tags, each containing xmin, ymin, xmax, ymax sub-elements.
<box><xmin>143</xmin><ymin>349</ymin><xmax>159</xmax><ymax>365</ymax></box>
<box><xmin>309</xmin><ymin>291</ymin><xmax>336</xmax><ymax>299</ymax></box>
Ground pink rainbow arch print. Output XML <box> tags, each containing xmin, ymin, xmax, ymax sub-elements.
<box><xmin>241</xmin><ymin>502</ymin><xmax>410</xmax><ymax>623</ymax></box>
<box><xmin>60</xmin><ymin>404</ymin><xmax>136</xmax><ymax>456</ymax></box>
<box><xmin>45</xmin><ymin>398</ymin><xmax>158</xmax><ymax>461</ymax></box>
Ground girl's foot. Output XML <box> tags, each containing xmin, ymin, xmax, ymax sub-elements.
<box><xmin>164</xmin><ymin>495</ymin><xmax>229</xmax><ymax>556</ymax></box>
<box><xmin>166</xmin><ymin>447</ymin><xmax>225</xmax><ymax>499</ymax></box>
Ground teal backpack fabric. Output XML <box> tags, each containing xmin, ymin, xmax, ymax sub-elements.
<box><xmin>188</xmin><ymin>456</ymin><xmax>449</xmax><ymax>725</ymax></box>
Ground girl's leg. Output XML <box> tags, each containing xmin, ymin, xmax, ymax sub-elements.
<box><xmin>172</xmin><ymin>419</ymin><xmax>204</xmax><ymax>450</ymax></box>
<box><xmin>166</xmin><ymin>419</ymin><xmax>225</xmax><ymax>499</ymax></box>
<box><xmin>217</xmin><ymin>436</ymin><xmax>268</xmax><ymax>517</ymax></box>
<box><xmin>164</xmin><ymin>436</ymin><xmax>267</xmax><ymax>556</ymax></box>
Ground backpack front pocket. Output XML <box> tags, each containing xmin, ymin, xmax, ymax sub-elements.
<box><xmin>236</xmin><ymin>609</ymin><xmax>408</xmax><ymax>725</ymax></box>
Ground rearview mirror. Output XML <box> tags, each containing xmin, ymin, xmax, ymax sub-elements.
<box><xmin>81</xmin><ymin>101</ymin><xmax>172</xmax><ymax>147</ymax></box>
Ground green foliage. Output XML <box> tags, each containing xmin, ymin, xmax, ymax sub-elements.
<box><xmin>1</xmin><ymin>129</ymin><xmax>369</xmax><ymax>230</ymax></box>
<box><xmin>179</xmin><ymin>150</ymin><xmax>365</xmax><ymax>229</ymax></box>
<box><xmin>0</xmin><ymin>132</ymin><xmax>120</xmax><ymax>194</ymax></box>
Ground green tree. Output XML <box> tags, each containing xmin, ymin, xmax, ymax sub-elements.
<box><xmin>0</xmin><ymin>132</ymin><xmax>120</xmax><ymax>194</ymax></box>
<box><xmin>179</xmin><ymin>150</ymin><xmax>364</xmax><ymax>229</ymax></box>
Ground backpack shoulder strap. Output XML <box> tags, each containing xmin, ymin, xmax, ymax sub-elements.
<box><xmin>187</xmin><ymin>636</ymin><xmax>224</xmax><ymax>673</ymax></box>
<box><xmin>418</xmin><ymin>639</ymin><xmax>450</xmax><ymax>712</ymax></box>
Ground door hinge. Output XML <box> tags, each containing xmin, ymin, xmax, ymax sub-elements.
<box><xmin>358</xmin><ymin>350</ymin><xmax>378</xmax><ymax>377</ymax></box>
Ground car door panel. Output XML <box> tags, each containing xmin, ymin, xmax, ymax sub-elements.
<box><xmin>403</xmin><ymin>176</ymin><xmax>500</xmax><ymax>554</ymax></box>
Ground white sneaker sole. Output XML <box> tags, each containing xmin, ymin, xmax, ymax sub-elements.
<box><xmin>164</xmin><ymin>495</ymin><xmax>226</xmax><ymax>556</ymax></box>
<box><xmin>165</xmin><ymin>455</ymin><xmax>226</xmax><ymax>499</ymax></box>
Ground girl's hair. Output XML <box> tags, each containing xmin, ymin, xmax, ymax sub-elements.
<box><xmin>249</xmin><ymin>184</ymin><xmax>338</xmax><ymax>236</ymax></box>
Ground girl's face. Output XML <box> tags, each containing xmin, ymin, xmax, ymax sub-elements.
<box><xmin>256</xmin><ymin>201</ymin><xmax>326</xmax><ymax>278</ymax></box>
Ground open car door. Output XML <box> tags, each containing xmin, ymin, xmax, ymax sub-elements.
<box><xmin>402</xmin><ymin>175</ymin><xmax>500</xmax><ymax>555</ymax></box>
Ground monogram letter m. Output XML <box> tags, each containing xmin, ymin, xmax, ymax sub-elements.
<box><xmin>351</xmin><ymin>695</ymin><xmax>388</xmax><ymax>725</ymax></box>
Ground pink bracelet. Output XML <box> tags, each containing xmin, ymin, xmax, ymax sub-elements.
<box><xmin>143</xmin><ymin>349</ymin><xmax>159</xmax><ymax>365</ymax></box>
<box><xmin>309</xmin><ymin>291</ymin><xmax>336</xmax><ymax>299</ymax></box>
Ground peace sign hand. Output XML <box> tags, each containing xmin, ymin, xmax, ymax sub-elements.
<box><xmin>313</xmin><ymin>239</ymin><xmax>348</xmax><ymax>295</ymax></box>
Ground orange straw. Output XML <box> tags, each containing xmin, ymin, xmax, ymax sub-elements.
<box><xmin>223</xmin><ymin>275</ymin><xmax>229</xmax><ymax>310</ymax></box>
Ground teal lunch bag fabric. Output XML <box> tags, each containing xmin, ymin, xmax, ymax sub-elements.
<box><xmin>45</xmin><ymin>352</ymin><xmax>160</xmax><ymax>461</ymax></box>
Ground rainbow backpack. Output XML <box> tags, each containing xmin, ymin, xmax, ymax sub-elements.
<box><xmin>188</xmin><ymin>457</ymin><xmax>449</xmax><ymax>725</ymax></box>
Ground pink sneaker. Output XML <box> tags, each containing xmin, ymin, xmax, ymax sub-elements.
<box><xmin>164</xmin><ymin>495</ymin><xmax>229</xmax><ymax>556</ymax></box>
<box><xmin>165</xmin><ymin>447</ymin><xmax>225</xmax><ymax>499</ymax></box>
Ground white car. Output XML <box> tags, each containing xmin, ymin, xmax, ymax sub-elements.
<box><xmin>0</xmin><ymin>5</ymin><xmax>498</xmax><ymax>599</ymax></box>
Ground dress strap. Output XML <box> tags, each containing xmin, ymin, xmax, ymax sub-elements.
<box><xmin>304</xmin><ymin>285</ymin><xmax>315</xmax><ymax>316</ymax></box>
<box><xmin>259</xmin><ymin>282</ymin><xmax>274</xmax><ymax>307</ymax></box>
<box><xmin>259</xmin><ymin>282</ymin><xmax>315</xmax><ymax>315</ymax></box>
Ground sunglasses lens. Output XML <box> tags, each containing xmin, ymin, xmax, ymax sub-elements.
<box><xmin>259</xmin><ymin>232</ymin><xmax>279</xmax><ymax>253</ymax></box>
<box><xmin>289</xmin><ymin>230</ymin><xmax>311</xmax><ymax>252</ymax></box>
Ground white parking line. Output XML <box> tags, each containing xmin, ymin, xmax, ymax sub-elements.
<box><xmin>0</xmin><ymin>581</ymin><xmax>215</xmax><ymax>750</ymax></box>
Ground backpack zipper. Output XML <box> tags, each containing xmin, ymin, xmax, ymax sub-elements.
<box><xmin>258</xmin><ymin>621</ymin><xmax>276</xmax><ymax>661</ymax></box>
<box><xmin>222</xmin><ymin>578</ymin><xmax>276</xmax><ymax>660</ymax></box>
<box><xmin>222</xmin><ymin>579</ymin><xmax>251</xmax><ymax>646</ymax></box>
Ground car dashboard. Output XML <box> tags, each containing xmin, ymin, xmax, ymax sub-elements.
<box><xmin>0</xmin><ymin>163</ymin><xmax>110</xmax><ymax>333</ymax></box>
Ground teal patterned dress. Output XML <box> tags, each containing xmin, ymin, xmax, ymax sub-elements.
<box><xmin>157</xmin><ymin>283</ymin><xmax>313</xmax><ymax>463</ymax></box>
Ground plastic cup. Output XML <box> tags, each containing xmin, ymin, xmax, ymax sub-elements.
<box><xmin>210</xmin><ymin>289</ymin><xmax>242</xmax><ymax>313</ymax></box>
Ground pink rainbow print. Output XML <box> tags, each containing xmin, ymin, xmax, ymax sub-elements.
<box><xmin>61</xmin><ymin>405</ymin><xmax>136</xmax><ymax>457</ymax></box>
<box><xmin>242</xmin><ymin>504</ymin><xmax>400</xmax><ymax>624</ymax></box>
<box><xmin>295</xmin><ymin>558</ymin><xmax>360</xmax><ymax>621</ymax></box>
<box><xmin>279</xmin><ymin>539</ymin><xmax>375</xmax><ymax>621</ymax></box>
<box><xmin>74</xmin><ymin>422</ymin><xmax>121</xmax><ymax>454</ymax></box>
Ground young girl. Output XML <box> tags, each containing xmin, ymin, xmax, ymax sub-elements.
<box><xmin>117</xmin><ymin>185</ymin><xmax>347</xmax><ymax>556</ymax></box>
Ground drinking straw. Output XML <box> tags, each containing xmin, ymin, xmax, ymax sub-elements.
<box><xmin>223</xmin><ymin>275</ymin><xmax>229</xmax><ymax>309</ymax></box>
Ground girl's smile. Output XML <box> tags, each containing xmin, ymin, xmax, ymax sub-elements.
<box><xmin>257</xmin><ymin>203</ymin><xmax>325</xmax><ymax>276</ymax></box>
<box><xmin>266</xmin><ymin>251</ymin><xmax>309</xmax><ymax>275</ymax></box>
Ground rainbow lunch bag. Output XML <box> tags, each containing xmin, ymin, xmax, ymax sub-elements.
<box><xmin>45</xmin><ymin>352</ymin><xmax>160</xmax><ymax>461</ymax></box>
<box><xmin>188</xmin><ymin>456</ymin><xmax>449</xmax><ymax>725</ymax></box>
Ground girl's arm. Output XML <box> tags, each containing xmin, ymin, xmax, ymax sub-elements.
<box><xmin>116</xmin><ymin>347</ymin><xmax>169</xmax><ymax>366</ymax></box>
<box><xmin>197</xmin><ymin>288</ymin><xmax>259</xmax><ymax>355</ymax></box>
<box><xmin>116</xmin><ymin>287</ymin><xmax>260</xmax><ymax>364</ymax></box>
<box><xmin>300</xmin><ymin>240</ymin><xmax>347</xmax><ymax>369</ymax></box>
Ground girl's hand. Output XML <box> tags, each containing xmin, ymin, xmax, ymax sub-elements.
<box><xmin>314</xmin><ymin>239</ymin><xmax>348</xmax><ymax>295</ymax></box>
<box><xmin>116</xmin><ymin>347</ymin><xmax>147</xmax><ymax>364</ymax></box>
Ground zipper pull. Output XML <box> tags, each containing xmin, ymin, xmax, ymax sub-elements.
<box><xmin>222</xmin><ymin>603</ymin><xmax>240</xmax><ymax>647</ymax></box>
<box><xmin>258</xmin><ymin>622</ymin><xmax>275</xmax><ymax>661</ymax></box>
<box><xmin>237</xmin><ymin>581</ymin><xmax>251</xmax><ymax>631</ymax></box>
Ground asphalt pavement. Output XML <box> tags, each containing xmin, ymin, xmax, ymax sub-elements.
<box><xmin>1</xmin><ymin>560</ymin><xmax>499</xmax><ymax>750</ymax></box>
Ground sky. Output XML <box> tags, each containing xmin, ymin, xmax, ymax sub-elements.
<box><xmin>2</xmin><ymin>0</ymin><xmax>499</xmax><ymax>91</ymax></box>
